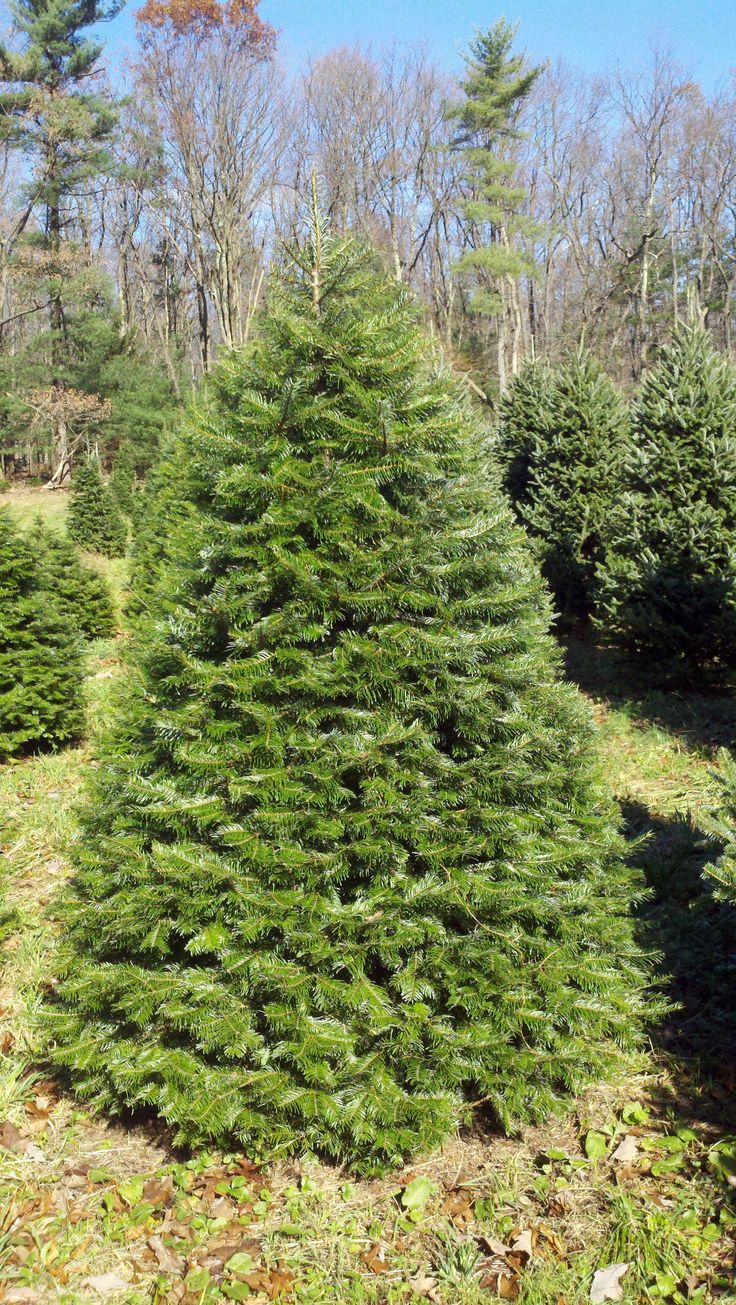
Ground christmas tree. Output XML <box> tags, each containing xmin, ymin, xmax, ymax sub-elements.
<box><xmin>519</xmin><ymin>350</ymin><xmax>629</xmax><ymax>621</ymax></box>
<box><xmin>0</xmin><ymin>512</ymin><xmax>84</xmax><ymax>759</ymax></box>
<box><xmin>28</xmin><ymin>518</ymin><xmax>116</xmax><ymax>641</ymax></box>
<box><xmin>110</xmin><ymin>443</ymin><xmax>137</xmax><ymax>517</ymax></box>
<box><xmin>125</xmin><ymin>437</ymin><xmax>195</xmax><ymax>623</ymax></box>
<box><xmin>67</xmin><ymin>457</ymin><xmax>127</xmax><ymax>557</ymax></box>
<box><xmin>596</xmin><ymin>328</ymin><xmax>736</xmax><ymax>678</ymax></box>
<box><xmin>46</xmin><ymin>215</ymin><xmax>650</xmax><ymax>1173</ymax></box>
<box><xmin>498</xmin><ymin>360</ymin><xmax>554</xmax><ymax>508</ymax></box>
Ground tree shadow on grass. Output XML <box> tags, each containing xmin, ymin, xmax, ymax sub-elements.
<box><xmin>623</xmin><ymin>799</ymin><xmax>736</xmax><ymax>1131</ymax></box>
<box><xmin>564</xmin><ymin>637</ymin><xmax>736</xmax><ymax>754</ymax></box>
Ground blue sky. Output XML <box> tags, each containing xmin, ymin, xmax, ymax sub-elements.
<box><xmin>99</xmin><ymin>0</ymin><xmax>735</xmax><ymax>89</ymax></box>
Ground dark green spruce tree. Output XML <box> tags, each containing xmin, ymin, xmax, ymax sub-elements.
<box><xmin>28</xmin><ymin>518</ymin><xmax>116</xmax><ymax>639</ymax></box>
<box><xmin>46</xmin><ymin>217</ymin><xmax>651</xmax><ymax>1173</ymax></box>
<box><xmin>518</xmin><ymin>350</ymin><xmax>629</xmax><ymax>621</ymax></box>
<box><xmin>67</xmin><ymin>457</ymin><xmax>126</xmax><ymax>557</ymax></box>
<box><xmin>0</xmin><ymin>512</ymin><xmax>84</xmax><ymax>759</ymax></box>
<box><xmin>596</xmin><ymin>328</ymin><xmax>736</xmax><ymax>678</ymax></box>
<box><xmin>497</xmin><ymin>359</ymin><xmax>554</xmax><ymax>507</ymax></box>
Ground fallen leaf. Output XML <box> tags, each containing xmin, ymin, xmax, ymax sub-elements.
<box><xmin>538</xmin><ymin>1225</ymin><xmax>566</xmax><ymax>1259</ymax></box>
<box><xmin>361</xmin><ymin>1243</ymin><xmax>389</xmax><ymax>1274</ymax></box>
<box><xmin>409</xmin><ymin>1268</ymin><xmax>440</xmax><ymax>1300</ymax></box>
<box><xmin>510</xmin><ymin>1229</ymin><xmax>534</xmax><ymax>1265</ymax></box>
<box><xmin>208</xmin><ymin>1196</ymin><xmax>236</xmax><ymax>1217</ymax></box>
<box><xmin>84</xmin><ymin>1272</ymin><xmax>130</xmax><ymax>1295</ymax></box>
<box><xmin>612</xmin><ymin>1135</ymin><xmax>638</xmax><ymax>1165</ymax></box>
<box><xmin>440</xmin><ymin>1187</ymin><xmax>474</xmax><ymax>1227</ymax></box>
<box><xmin>480</xmin><ymin>1268</ymin><xmax>519</xmax><ymax>1298</ymax></box>
<box><xmin>590</xmin><ymin>1263</ymin><xmax>630</xmax><ymax>1303</ymax></box>
<box><xmin>265</xmin><ymin>1262</ymin><xmax>295</xmax><ymax>1298</ymax></box>
<box><xmin>22</xmin><ymin>1143</ymin><xmax>47</xmax><ymax>1162</ymax></box>
<box><xmin>143</xmin><ymin>1176</ymin><xmax>175</xmax><ymax>1206</ymax></box>
<box><xmin>478</xmin><ymin>1235</ymin><xmax>511</xmax><ymax>1257</ymax></box>
<box><xmin>26</xmin><ymin>1093</ymin><xmax>53</xmax><ymax>1118</ymax></box>
<box><xmin>231</xmin><ymin>1156</ymin><xmax>262</xmax><ymax>1180</ymax></box>
<box><xmin>0</xmin><ymin>1121</ymin><xmax>24</xmax><ymax>1152</ymax></box>
<box><xmin>148</xmin><ymin>1234</ymin><xmax>185</xmax><ymax>1274</ymax></box>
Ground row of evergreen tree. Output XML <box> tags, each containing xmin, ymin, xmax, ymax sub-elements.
<box><xmin>1</xmin><ymin>440</ymin><xmax>149</xmax><ymax>761</ymax></box>
<box><xmin>0</xmin><ymin>514</ymin><xmax>115</xmax><ymax>759</ymax></box>
<box><xmin>499</xmin><ymin>329</ymin><xmax>736</xmax><ymax>682</ymax></box>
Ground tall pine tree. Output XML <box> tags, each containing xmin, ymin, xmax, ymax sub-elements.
<box><xmin>0</xmin><ymin>0</ymin><xmax>122</xmax><ymax>483</ymax></box>
<box><xmin>67</xmin><ymin>457</ymin><xmax>126</xmax><ymax>557</ymax></box>
<box><xmin>518</xmin><ymin>350</ymin><xmax>629</xmax><ymax>622</ymax></box>
<box><xmin>0</xmin><ymin>511</ymin><xmax>84</xmax><ymax>758</ymax></box>
<box><xmin>46</xmin><ymin>217</ymin><xmax>650</xmax><ymax>1173</ymax></box>
<box><xmin>447</xmin><ymin>22</ymin><xmax>543</xmax><ymax>391</ymax></box>
<box><xmin>596</xmin><ymin>328</ymin><xmax>736</xmax><ymax>678</ymax></box>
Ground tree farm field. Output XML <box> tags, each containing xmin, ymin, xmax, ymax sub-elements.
<box><xmin>0</xmin><ymin>487</ymin><xmax>734</xmax><ymax>1305</ymax></box>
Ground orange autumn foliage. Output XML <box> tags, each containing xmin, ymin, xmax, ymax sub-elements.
<box><xmin>135</xmin><ymin>0</ymin><xmax>275</xmax><ymax>47</ymax></box>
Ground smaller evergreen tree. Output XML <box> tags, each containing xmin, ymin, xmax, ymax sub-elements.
<box><xmin>519</xmin><ymin>350</ymin><xmax>629</xmax><ymax>620</ymax></box>
<box><xmin>0</xmin><ymin>512</ymin><xmax>85</xmax><ymax>759</ymax></box>
<box><xmin>110</xmin><ymin>443</ymin><xmax>137</xmax><ymax>517</ymax></box>
<box><xmin>28</xmin><ymin>519</ymin><xmax>116</xmax><ymax>640</ymax></box>
<box><xmin>67</xmin><ymin>457</ymin><xmax>127</xmax><ymax>557</ymax></box>
<box><xmin>595</xmin><ymin>328</ymin><xmax>736</xmax><ymax>678</ymax></box>
<box><xmin>498</xmin><ymin>360</ymin><xmax>554</xmax><ymax>507</ymax></box>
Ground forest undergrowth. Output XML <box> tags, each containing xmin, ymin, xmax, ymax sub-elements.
<box><xmin>0</xmin><ymin>490</ymin><xmax>734</xmax><ymax>1305</ymax></box>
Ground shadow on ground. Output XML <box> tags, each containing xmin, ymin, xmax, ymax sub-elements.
<box><xmin>563</xmin><ymin>637</ymin><xmax>736</xmax><ymax>754</ymax></box>
<box><xmin>623</xmin><ymin>799</ymin><xmax>736</xmax><ymax>1131</ymax></box>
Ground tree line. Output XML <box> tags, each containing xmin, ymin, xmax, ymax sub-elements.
<box><xmin>1</xmin><ymin>0</ymin><xmax>735</xmax><ymax>482</ymax></box>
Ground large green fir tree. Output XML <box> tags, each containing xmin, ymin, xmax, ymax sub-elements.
<box><xmin>67</xmin><ymin>457</ymin><xmax>127</xmax><ymax>557</ymax></box>
<box><xmin>0</xmin><ymin>512</ymin><xmax>84</xmax><ymax>759</ymax></box>
<box><xmin>28</xmin><ymin>518</ymin><xmax>116</xmax><ymax>640</ymax></box>
<box><xmin>516</xmin><ymin>350</ymin><xmax>629</xmax><ymax>621</ymax></box>
<box><xmin>596</xmin><ymin>328</ymin><xmax>736</xmax><ymax>678</ymax></box>
<box><xmin>46</xmin><ymin>221</ymin><xmax>650</xmax><ymax>1173</ymax></box>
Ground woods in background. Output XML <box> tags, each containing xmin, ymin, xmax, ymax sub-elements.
<box><xmin>0</xmin><ymin>0</ymin><xmax>735</xmax><ymax>481</ymax></box>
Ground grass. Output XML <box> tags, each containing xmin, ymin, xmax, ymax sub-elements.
<box><xmin>2</xmin><ymin>484</ymin><xmax>71</xmax><ymax>533</ymax></box>
<box><xmin>0</xmin><ymin>488</ymin><xmax>735</xmax><ymax>1303</ymax></box>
